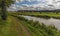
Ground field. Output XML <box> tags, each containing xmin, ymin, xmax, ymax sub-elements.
<box><xmin>13</xmin><ymin>12</ymin><xmax>60</xmax><ymax>19</ymax></box>
<box><xmin>0</xmin><ymin>12</ymin><xmax>60</xmax><ymax>36</ymax></box>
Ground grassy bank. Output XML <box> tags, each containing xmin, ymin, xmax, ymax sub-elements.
<box><xmin>11</xmin><ymin>12</ymin><xmax>60</xmax><ymax>19</ymax></box>
<box><xmin>11</xmin><ymin>15</ymin><xmax>60</xmax><ymax>36</ymax></box>
<box><xmin>0</xmin><ymin>12</ymin><xmax>60</xmax><ymax>36</ymax></box>
<box><xmin>0</xmin><ymin>13</ymin><xmax>60</xmax><ymax>36</ymax></box>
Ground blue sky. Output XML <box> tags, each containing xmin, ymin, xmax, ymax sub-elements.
<box><xmin>8</xmin><ymin>0</ymin><xmax>60</xmax><ymax>11</ymax></box>
<box><xmin>15</xmin><ymin>0</ymin><xmax>46</xmax><ymax>5</ymax></box>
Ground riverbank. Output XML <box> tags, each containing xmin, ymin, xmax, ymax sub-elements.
<box><xmin>19</xmin><ymin>15</ymin><xmax>60</xmax><ymax>30</ymax></box>
<box><xmin>15</xmin><ymin>12</ymin><xmax>60</xmax><ymax>19</ymax></box>
<box><xmin>11</xmin><ymin>15</ymin><xmax>60</xmax><ymax>36</ymax></box>
<box><xmin>0</xmin><ymin>13</ymin><xmax>60</xmax><ymax>36</ymax></box>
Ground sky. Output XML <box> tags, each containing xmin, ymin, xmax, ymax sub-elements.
<box><xmin>7</xmin><ymin>0</ymin><xmax>60</xmax><ymax>11</ymax></box>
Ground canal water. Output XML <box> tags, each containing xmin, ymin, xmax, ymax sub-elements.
<box><xmin>20</xmin><ymin>15</ymin><xmax>60</xmax><ymax>30</ymax></box>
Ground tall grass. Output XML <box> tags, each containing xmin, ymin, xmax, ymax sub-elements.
<box><xmin>12</xmin><ymin>15</ymin><xmax>60</xmax><ymax>36</ymax></box>
<box><xmin>13</xmin><ymin>12</ymin><xmax>60</xmax><ymax>19</ymax></box>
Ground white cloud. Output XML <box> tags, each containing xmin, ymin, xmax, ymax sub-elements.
<box><xmin>8</xmin><ymin>0</ymin><xmax>60</xmax><ymax>11</ymax></box>
<box><xmin>15</xmin><ymin>0</ymin><xmax>42</xmax><ymax>2</ymax></box>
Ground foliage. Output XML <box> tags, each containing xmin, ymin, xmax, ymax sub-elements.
<box><xmin>0</xmin><ymin>0</ymin><xmax>14</xmax><ymax>7</ymax></box>
<box><xmin>0</xmin><ymin>0</ymin><xmax>14</xmax><ymax>20</ymax></box>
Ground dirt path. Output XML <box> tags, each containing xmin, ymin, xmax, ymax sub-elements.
<box><xmin>10</xmin><ymin>16</ymin><xmax>32</xmax><ymax>36</ymax></box>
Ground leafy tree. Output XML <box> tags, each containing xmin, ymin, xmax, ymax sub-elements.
<box><xmin>0</xmin><ymin>0</ymin><xmax>14</xmax><ymax>20</ymax></box>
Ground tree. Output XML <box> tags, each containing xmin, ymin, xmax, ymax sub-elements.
<box><xmin>0</xmin><ymin>0</ymin><xmax>14</xmax><ymax>20</ymax></box>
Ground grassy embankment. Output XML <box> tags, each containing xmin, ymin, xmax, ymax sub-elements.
<box><xmin>0</xmin><ymin>12</ymin><xmax>60</xmax><ymax>36</ymax></box>
<box><xmin>11</xmin><ymin>12</ymin><xmax>60</xmax><ymax>19</ymax></box>
<box><xmin>11</xmin><ymin>14</ymin><xmax>60</xmax><ymax>36</ymax></box>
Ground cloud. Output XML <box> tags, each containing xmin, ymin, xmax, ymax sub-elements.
<box><xmin>8</xmin><ymin>0</ymin><xmax>60</xmax><ymax>11</ymax></box>
<box><xmin>18</xmin><ymin>0</ymin><xmax>41</xmax><ymax>2</ymax></box>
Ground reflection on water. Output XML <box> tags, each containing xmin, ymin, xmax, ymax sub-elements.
<box><xmin>20</xmin><ymin>15</ymin><xmax>60</xmax><ymax>30</ymax></box>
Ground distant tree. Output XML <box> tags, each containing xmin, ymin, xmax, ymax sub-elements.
<box><xmin>0</xmin><ymin>0</ymin><xmax>14</xmax><ymax>20</ymax></box>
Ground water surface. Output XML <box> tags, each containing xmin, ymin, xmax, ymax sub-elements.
<box><xmin>20</xmin><ymin>15</ymin><xmax>60</xmax><ymax>30</ymax></box>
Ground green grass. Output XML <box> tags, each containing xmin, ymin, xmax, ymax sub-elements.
<box><xmin>10</xmin><ymin>12</ymin><xmax>60</xmax><ymax>19</ymax></box>
<box><xmin>11</xmin><ymin>15</ymin><xmax>60</xmax><ymax>36</ymax></box>
<box><xmin>0</xmin><ymin>16</ymin><xmax>19</xmax><ymax>36</ymax></box>
<box><xmin>0</xmin><ymin>12</ymin><xmax>60</xmax><ymax>36</ymax></box>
